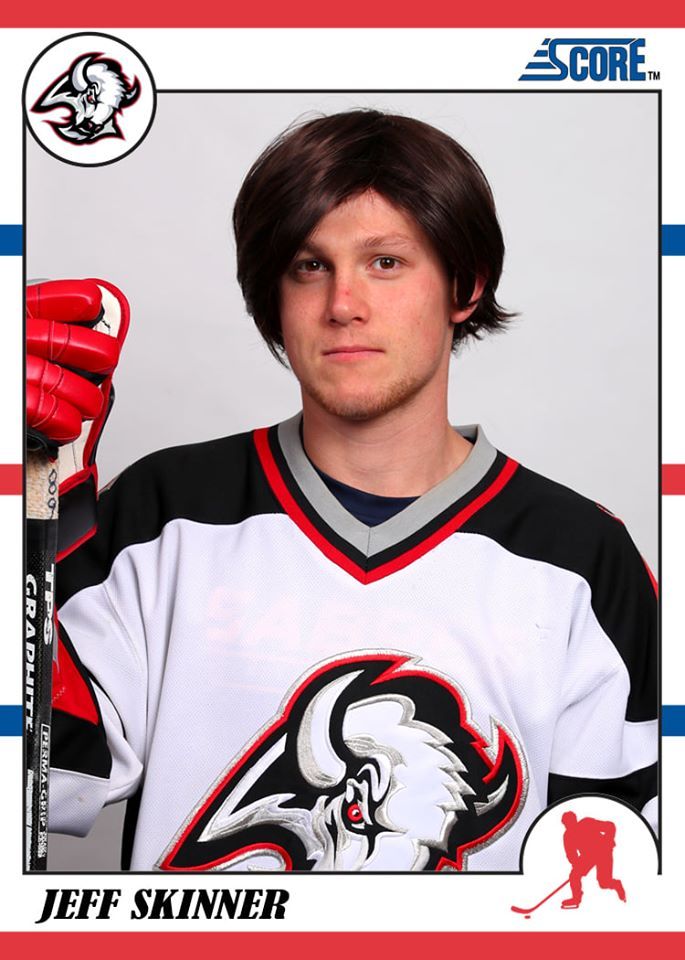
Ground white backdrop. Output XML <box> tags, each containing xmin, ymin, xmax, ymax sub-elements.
<box><xmin>26</xmin><ymin>89</ymin><xmax>658</xmax><ymax>869</ymax></box>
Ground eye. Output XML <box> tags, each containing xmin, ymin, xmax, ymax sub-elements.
<box><xmin>371</xmin><ymin>256</ymin><xmax>401</xmax><ymax>271</ymax></box>
<box><xmin>294</xmin><ymin>258</ymin><xmax>327</xmax><ymax>274</ymax></box>
<box><xmin>346</xmin><ymin>802</ymin><xmax>364</xmax><ymax>824</ymax></box>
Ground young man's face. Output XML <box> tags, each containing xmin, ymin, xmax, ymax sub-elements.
<box><xmin>279</xmin><ymin>190</ymin><xmax>473</xmax><ymax>423</ymax></box>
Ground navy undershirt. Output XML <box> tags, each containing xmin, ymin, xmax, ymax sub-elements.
<box><xmin>301</xmin><ymin>423</ymin><xmax>418</xmax><ymax>525</ymax></box>
<box><xmin>313</xmin><ymin>467</ymin><xmax>418</xmax><ymax>527</ymax></box>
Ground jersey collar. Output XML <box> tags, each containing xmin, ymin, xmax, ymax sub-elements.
<box><xmin>254</xmin><ymin>413</ymin><xmax>518</xmax><ymax>584</ymax></box>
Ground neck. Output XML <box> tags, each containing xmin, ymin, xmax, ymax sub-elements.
<box><xmin>301</xmin><ymin>400</ymin><xmax>472</xmax><ymax>498</ymax></box>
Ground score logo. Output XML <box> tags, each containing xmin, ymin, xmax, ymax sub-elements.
<box><xmin>519</xmin><ymin>38</ymin><xmax>655</xmax><ymax>82</ymax></box>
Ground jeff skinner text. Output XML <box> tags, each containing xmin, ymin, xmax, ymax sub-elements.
<box><xmin>36</xmin><ymin>887</ymin><xmax>290</xmax><ymax>923</ymax></box>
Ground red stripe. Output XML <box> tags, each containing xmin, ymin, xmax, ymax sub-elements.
<box><xmin>1</xmin><ymin>933</ymin><xmax>685</xmax><ymax>957</ymax></box>
<box><xmin>0</xmin><ymin>464</ymin><xmax>22</xmax><ymax>494</ymax></box>
<box><xmin>254</xmin><ymin>427</ymin><xmax>518</xmax><ymax>584</ymax></box>
<box><xmin>663</xmin><ymin>464</ymin><xmax>685</xmax><ymax>495</ymax></box>
<box><xmin>2</xmin><ymin>2</ymin><xmax>684</xmax><ymax>26</ymax></box>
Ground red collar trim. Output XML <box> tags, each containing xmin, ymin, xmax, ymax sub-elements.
<box><xmin>254</xmin><ymin>427</ymin><xmax>519</xmax><ymax>585</ymax></box>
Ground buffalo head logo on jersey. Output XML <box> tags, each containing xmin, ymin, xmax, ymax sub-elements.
<box><xmin>31</xmin><ymin>53</ymin><xmax>140</xmax><ymax>143</ymax></box>
<box><xmin>160</xmin><ymin>653</ymin><xmax>528</xmax><ymax>871</ymax></box>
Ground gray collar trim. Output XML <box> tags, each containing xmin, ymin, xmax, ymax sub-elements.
<box><xmin>277</xmin><ymin>414</ymin><xmax>498</xmax><ymax>559</ymax></box>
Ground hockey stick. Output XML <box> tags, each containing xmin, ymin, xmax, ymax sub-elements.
<box><xmin>25</xmin><ymin>449</ymin><xmax>59</xmax><ymax>870</ymax></box>
<box><xmin>510</xmin><ymin>879</ymin><xmax>570</xmax><ymax>916</ymax></box>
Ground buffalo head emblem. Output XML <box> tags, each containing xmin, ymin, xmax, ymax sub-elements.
<box><xmin>160</xmin><ymin>653</ymin><xmax>527</xmax><ymax>871</ymax></box>
<box><xmin>31</xmin><ymin>53</ymin><xmax>139</xmax><ymax>143</ymax></box>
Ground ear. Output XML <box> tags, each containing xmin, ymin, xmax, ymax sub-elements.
<box><xmin>450</xmin><ymin>275</ymin><xmax>487</xmax><ymax>326</ymax></box>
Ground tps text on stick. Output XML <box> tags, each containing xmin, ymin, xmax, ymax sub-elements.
<box><xmin>36</xmin><ymin>887</ymin><xmax>290</xmax><ymax>923</ymax></box>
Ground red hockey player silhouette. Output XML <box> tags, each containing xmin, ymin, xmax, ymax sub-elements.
<box><xmin>560</xmin><ymin>811</ymin><xmax>626</xmax><ymax>909</ymax></box>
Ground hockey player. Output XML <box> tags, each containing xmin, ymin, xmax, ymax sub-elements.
<box><xmin>560</xmin><ymin>811</ymin><xmax>626</xmax><ymax>908</ymax></box>
<box><xmin>27</xmin><ymin>110</ymin><xmax>657</xmax><ymax>871</ymax></box>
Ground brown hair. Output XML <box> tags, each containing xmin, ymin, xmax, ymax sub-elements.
<box><xmin>233</xmin><ymin>109</ymin><xmax>512</xmax><ymax>362</ymax></box>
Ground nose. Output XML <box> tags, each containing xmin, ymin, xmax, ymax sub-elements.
<box><xmin>327</xmin><ymin>271</ymin><xmax>368</xmax><ymax>326</ymax></box>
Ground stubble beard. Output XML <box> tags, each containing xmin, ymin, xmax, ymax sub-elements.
<box><xmin>300</xmin><ymin>368</ymin><xmax>433</xmax><ymax>422</ymax></box>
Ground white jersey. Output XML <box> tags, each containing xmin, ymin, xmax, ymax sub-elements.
<box><xmin>49</xmin><ymin>416</ymin><xmax>657</xmax><ymax>871</ymax></box>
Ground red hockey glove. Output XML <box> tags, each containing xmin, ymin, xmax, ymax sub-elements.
<box><xmin>26</xmin><ymin>278</ymin><xmax>130</xmax><ymax>557</ymax></box>
<box><xmin>27</xmin><ymin>279</ymin><xmax>126</xmax><ymax>449</ymax></box>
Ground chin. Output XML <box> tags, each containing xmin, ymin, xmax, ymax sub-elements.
<box><xmin>304</xmin><ymin>375</ymin><xmax>426</xmax><ymax>422</ymax></box>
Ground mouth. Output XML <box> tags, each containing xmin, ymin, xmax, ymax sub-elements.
<box><xmin>322</xmin><ymin>346</ymin><xmax>384</xmax><ymax>361</ymax></box>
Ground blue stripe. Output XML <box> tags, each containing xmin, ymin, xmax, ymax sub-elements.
<box><xmin>663</xmin><ymin>705</ymin><xmax>685</xmax><ymax>736</ymax></box>
<box><xmin>0</xmin><ymin>705</ymin><xmax>22</xmax><ymax>736</ymax></box>
<box><xmin>663</xmin><ymin>225</ymin><xmax>685</xmax><ymax>256</ymax></box>
<box><xmin>2</xmin><ymin>703</ymin><xmax>684</xmax><ymax>735</ymax></box>
<box><xmin>0</xmin><ymin>225</ymin><xmax>22</xmax><ymax>255</ymax></box>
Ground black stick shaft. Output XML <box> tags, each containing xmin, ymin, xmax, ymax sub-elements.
<box><xmin>25</xmin><ymin>452</ymin><xmax>59</xmax><ymax>871</ymax></box>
